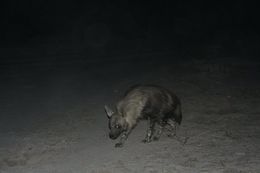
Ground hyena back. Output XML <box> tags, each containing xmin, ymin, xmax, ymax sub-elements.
<box><xmin>104</xmin><ymin>84</ymin><xmax>182</xmax><ymax>147</ymax></box>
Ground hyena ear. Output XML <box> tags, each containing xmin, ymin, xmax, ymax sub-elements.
<box><xmin>104</xmin><ymin>105</ymin><xmax>114</xmax><ymax>118</ymax></box>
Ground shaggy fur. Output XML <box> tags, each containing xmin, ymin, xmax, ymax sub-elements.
<box><xmin>105</xmin><ymin>84</ymin><xmax>182</xmax><ymax>147</ymax></box>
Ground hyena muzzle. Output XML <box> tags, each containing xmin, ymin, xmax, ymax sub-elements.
<box><xmin>104</xmin><ymin>84</ymin><xmax>182</xmax><ymax>147</ymax></box>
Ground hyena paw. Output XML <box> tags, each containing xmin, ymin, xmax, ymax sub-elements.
<box><xmin>153</xmin><ymin>136</ymin><xmax>160</xmax><ymax>141</ymax></box>
<box><xmin>142</xmin><ymin>138</ymin><xmax>151</xmax><ymax>143</ymax></box>
<box><xmin>167</xmin><ymin>133</ymin><xmax>176</xmax><ymax>138</ymax></box>
<box><xmin>115</xmin><ymin>143</ymin><xmax>123</xmax><ymax>148</ymax></box>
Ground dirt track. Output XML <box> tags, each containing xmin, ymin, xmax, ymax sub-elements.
<box><xmin>0</xmin><ymin>53</ymin><xmax>260</xmax><ymax>173</ymax></box>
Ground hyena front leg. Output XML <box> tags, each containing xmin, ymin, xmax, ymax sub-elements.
<box><xmin>142</xmin><ymin>117</ymin><xmax>156</xmax><ymax>143</ymax></box>
<box><xmin>115</xmin><ymin>126</ymin><xmax>134</xmax><ymax>148</ymax></box>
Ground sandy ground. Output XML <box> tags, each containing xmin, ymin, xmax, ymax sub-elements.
<box><xmin>0</xmin><ymin>52</ymin><xmax>260</xmax><ymax>173</ymax></box>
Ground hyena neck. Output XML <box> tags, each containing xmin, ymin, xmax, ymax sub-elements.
<box><xmin>124</xmin><ymin>116</ymin><xmax>137</xmax><ymax>129</ymax></box>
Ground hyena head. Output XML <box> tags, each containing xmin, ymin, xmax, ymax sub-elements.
<box><xmin>104</xmin><ymin>105</ymin><xmax>127</xmax><ymax>140</ymax></box>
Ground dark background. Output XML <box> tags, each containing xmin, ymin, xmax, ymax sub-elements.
<box><xmin>1</xmin><ymin>1</ymin><xmax>260</xmax><ymax>172</ymax></box>
<box><xmin>1</xmin><ymin>0</ymin><xmax>259</xmax><ymax>63</ymax></box>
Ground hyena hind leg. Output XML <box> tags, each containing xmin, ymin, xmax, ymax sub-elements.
<box><xmin>152</xmin><ymin>121</ymin><xmax>165</xmax><ymax>141</ymax></box>
<box><xmin>166</xmin><ymin>119</ymin><xmax>179</xmax><ymax>138</ymax></box>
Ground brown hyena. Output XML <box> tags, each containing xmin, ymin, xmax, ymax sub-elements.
<box><xmin>104</xmin><ymin>84</ymin><xmax>182</xmax><ymax>147</ymax></box>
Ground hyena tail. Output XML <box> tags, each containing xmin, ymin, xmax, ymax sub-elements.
<box><xmin>174</xmin><ymin>104</ymin><xmax>182</xmax><ymax>125</ymax></box>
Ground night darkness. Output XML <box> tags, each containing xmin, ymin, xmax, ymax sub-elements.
<box><xmin>0</xmin><ymin>1</ymin><xmax>260</xmax><ymax>172</ymax></box>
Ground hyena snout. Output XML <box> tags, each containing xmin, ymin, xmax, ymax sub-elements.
<box><xmin>109</xmin><ymin>133</ymin><xmax>118</xmax><ymax>140</ymax></box>
<box><xmin>109</xmin><ymin>130</ymin><xmax>122</xmax><ymax>140</ymax></box>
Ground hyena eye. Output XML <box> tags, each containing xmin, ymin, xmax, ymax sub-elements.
<box><xmin>115</xmin><ymin>125</ymin><xmax>120</xmax><ymax>129</ymax></box>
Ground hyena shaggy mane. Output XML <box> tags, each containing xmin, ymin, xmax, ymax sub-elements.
<box><xmin>104</xmin><ymin>84</ymin><xmax>182</xmax><ymax>148</ymax></box>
